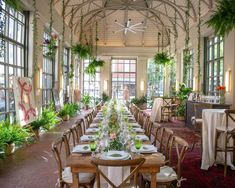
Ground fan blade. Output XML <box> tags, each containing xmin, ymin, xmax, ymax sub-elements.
<box><xmin>115</xmin><ymin>21</ymin><xmax>125</xmax><ymax>27</ymax></box>
<box><xmin>114</xmin><ymin>28</ymin><xmax>125</xmax><ymax>34</ymax></box>
<box><xmin>130</xmin><ymin>22</ymin><xmax>143</xmax><ymax>28</ymax></box>
<box><xmin>128</xmin><ymin>29</ymin><xmax>136</xmax><ymax>33</ymax></box>
<box><xmin>126</xmin><ymin>19</ymin><xmax>131</xmax><ymax>27</ymax></box>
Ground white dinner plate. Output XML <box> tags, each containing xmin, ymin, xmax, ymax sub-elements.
<box><xmin>72</xmin><ymin>144</ymin><xmax>91</xmax><ymax>153</ymax></box>
<box><xmin>90</xmin><ymin>123</ymin><xmax>98</xmax><ymax>128</ymax></box>
<box><xmin>129</xmin><ymin>123</ymin><xmax>141</xmax><ymax>128</ymax></box>
<box><xmin>101</xmin><ymin>151</ymin><xmax>130</xmax><ymax>160</ymax></box>
<box><xmin>131</xmin><ymin>144</ymin><xmax>157</xmax><ymax>153</ymax></box>
<box><xmin>135</xmin><ymin>135</ymin><xmax>149</xmax><ymax>141</ymax></box>
<box><xmin>86</xmin><ymin>128</ymin><xmax>99</xmax><ymax>133</ymax></box>
<box><xmin>133</xmin><ymin>128</ymin><xmax>145</xmax><ymax>133</ymax></box>
<box><xmin>80</xmin><ymin>135</ymin><xmax>95</xmax><ymax>142</ymax></box>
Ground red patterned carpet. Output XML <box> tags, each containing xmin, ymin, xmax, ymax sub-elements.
<box><xmin>153</xmin><ymin>120</ymin><xmax>235</xmax><ymax>188</ymax></box>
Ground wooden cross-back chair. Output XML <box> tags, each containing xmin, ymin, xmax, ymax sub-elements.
<box><xmin>152</xmin><ymin>123</ymin><xmax>162</xmax><ymax>147</ymax></box>
<box><xmin>52</xmin><ymin>137</ymin><xmax>95</xmax><ymax>188</ymax></box>
<box><xmin>62</xmin><ymin>130</ymin><xmax>74</xmax><ymax>157</ymax></box>
<box><xmin>143</xmin><ymin>136</ymin><xmax>188</xmax><ymax>187</ymax></box>
<box><xmin>143</xmin><ymin>116</ymin><xmax>153</xmax><ymax>139</ymax></box>
<box><xmin>137</xmin><ymin>110</ymin><xmax>145</xmax><ymax>127</ymax></box>
<box><xmin>161</xmin><ymin>97</ymin><xmax>173</xmax><ymax>122</ymax></box>
<box><xmin>91</xmin><ymin>157</ymin><xmax>145</xmax><ymax>188</ymax></box>
<box><xmin>70</xmin><ymin>119</ymin><xmax>83</xmax><ymax>145</ymax></box>
<box><xmin>155</xmin><ymin>127</ymin><xmax>174</xmax><ymax>165</ymax></box>
<box><xmin>215</xmin><ymin>109</ymin><xmax>235</xmax><ymax>176</ymax></box>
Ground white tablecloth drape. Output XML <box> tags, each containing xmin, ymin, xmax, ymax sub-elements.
<box><xmin>201</xmin><ymin>109</ymin><xmax>235</xmax><ymax>170</ymax></box>
<box><xmin>108</xmin><ymin>167</ymin><xmax>130</xmax><ymax>187</ymax></box>
<box><xmin>150</xmin><ymin>98</ymin><xmax>163</xmax><ymax>122</ymax></box>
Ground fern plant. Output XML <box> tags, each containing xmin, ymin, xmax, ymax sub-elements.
<box><xmin>71</xmin><ymin>43</ymin><xmax>91</xmax><ymax>59</ymax></box>
<box><xmin>85</xmin><ymin>58</ymin><xmax>105</xmax><ymax>76</ymax></box>
<box><xmin>154</xmin><ymin>52</ymin><xmax>172</xmax><ymax>66</ymax></box>
<box><xmin>206</xmin><ymin>0</ymin><xmax>235</xmax><ymax>37</ymax></box>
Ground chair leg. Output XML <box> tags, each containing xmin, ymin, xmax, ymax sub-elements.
<box><xmin>224</xmin><ymin>134</ymin><xmax>228</xmax><ymax>177</ymax></box>
<box><xmin>214</xmin><ymin>131</ymin><xmax>218</xmax><ymax>164</ymax></box>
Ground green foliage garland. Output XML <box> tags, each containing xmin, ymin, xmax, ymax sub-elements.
<box><xmin>131</xmin><ymin>96</ymin><xmax>147</xmax><ymax>105</ymax></box>
<box><xmin>5</xmin><ymin>0</ymin><xmax>22</xmax><ymax>10</ymax></box>
<box><xmin>197</xmin><ymin>0</ymin><xmax>201</xmax><ymax>89</ymax></box>
<box><xmin>32</xmin><ymin>0</ymin><xmax>40</xmax><ymax>73</ymax></box>
<box><xmin>183</xmin><ymin>0</ymin><xmax>190</xmax><ymax>83</ymax></box>
<box><xmin>206</xmin><ymin>0</ymin><xmax>235</xmax><ymax>37</ymax></box>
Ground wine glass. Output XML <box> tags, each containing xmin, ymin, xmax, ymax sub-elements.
<box><xmin>89</xmin><ymin>141</ymin><xmax>97</xmax><ymax>157</ymax></box>
<box><xmin>134</xmin><ymin>138</ymin><xmax>142</xmax><ymax>155</ymax></box>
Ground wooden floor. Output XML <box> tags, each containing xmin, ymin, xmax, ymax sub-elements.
<box><xmin>0</xmin><ymin>114</ymin><xmax>83</xmax><ymax>188</ymax></box>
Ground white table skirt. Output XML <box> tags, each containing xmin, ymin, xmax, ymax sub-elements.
<box><xmin>150</xmin><ymin>98</ymin><xmax>163</xmax><ymax>122</ymax></box>
<box><xmin>201</xmin><ymin>109</ymin><xmax>235</xmax><ymax>170</ymax></box>
<box><xmin>108</xmin><ymin>166</ymin><xmax>130</xmax><ymax>187</ymax></box>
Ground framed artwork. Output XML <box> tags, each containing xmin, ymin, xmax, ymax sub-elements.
<box><xmin>12</xmin><ymin>76</ymin><xmax>37</xmax><ymax>126</ymax></box>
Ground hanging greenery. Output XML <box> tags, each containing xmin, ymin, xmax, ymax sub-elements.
<box><xmin>85</xmin><ymin>58</ymin><xmax>105</xmax><ymax>76</ymax></box>
<box><xmin>32</xmin><ymin>0</ymin><xmax>40</xmax><ymax>73</ymax></box>
<box><xmin>197</xmin><ymin>0</ymin><xmax>201</xmax><ymax>89</ymax></box>
<box><xmin>206</xmin><ymin>0</ymin><xmax>235</xmax><ymax>37</ymax></box>
<box><xmin>69</xmin><ymin>8</ymin><xmax>75</xmax><ymax>81</ymax></box>
<box><xmin>42</xmin><ymin>0</ymin><xmax>57</xmax><ymax>59</ymax></box>
<box><xmin>5</xmin><ymin>0</ymin><xmax>22</xmax><ymax>10</ymax></box>
<box><xmin>183</xmin><ymin>0</ymin><xmax>190</xmax><ymax>83</ymax></box>
<box><xmin>154</xmin><ymin>52</ymin><xmax>172</xmax><ymax>66</ymax></box>
<box><xmin>43</xmin><ymin>33</ymin><xmax>57</xmax><ymax>59</ymax></box>
<box><xmin>71</xmin><ymin>43</ymin><xmax>91</xmax><ymax>59</ymax></box>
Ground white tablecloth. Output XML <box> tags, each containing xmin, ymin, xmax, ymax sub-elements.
<box><xmin>201</xmin><ymin>109</ymin><xmax>235</xmax><ymax>170</ymax></box>
<box><xmin>150</xmin><ymin>98</ymin><xmax>163</xmax><ymax>122</ymax></box>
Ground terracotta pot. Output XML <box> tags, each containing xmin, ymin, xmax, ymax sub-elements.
<box><xmin>5</xmin><ymin>143</ymin><xmax>15</xmax><ymax>155</ymax></box>
<box><xmin>63</xmin><ymin>115</ymin><xmax>70</xmax><ymax>121</ymax></box>
<box><xmin>33</xmin><ymin>128</ymin><xmax>40</xmax><ymax>138</ymax></box>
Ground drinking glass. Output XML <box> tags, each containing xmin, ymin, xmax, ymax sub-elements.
<box><xmin>134</xmin><ymin>139</ymin><xmax>142</xmax><ymax>155</ymax></box>
<box><xmin>89</xmin><ymin>141</ymin><xmax>97</xmax><ymax>157</ymax></box>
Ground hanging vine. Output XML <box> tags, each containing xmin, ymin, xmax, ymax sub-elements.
<box><xmin>61</xmin><ymin>0</ymin><xmax>65</xmax><ymax>69</ymax></box>
<box><xmin>32</xmin><ymin>0</ymin><xmax>40</xmax><ymax>74</ymax></box>
<box><xmin>43</xmin><ymin>0</ymin><xmax>57</xmax><ymax>59</ymax></box>
<box><xmin>0</xmin><ymin>0</ymin><xmax>5</xmax><ymax>57</ymax></box>
<box><xmin>69</xmin><ymin>8</ymin><xmax>75</xmax><ymax>82</ymax></box>
<box><xmin>183</xmin><ymin>0</ymin><xmax>191</xmax><ymax>83</ymax></box>
<box><xmin>197</xmin><ymin>0</ymin><xmax>201</xmax><ymax>90</ymax></box>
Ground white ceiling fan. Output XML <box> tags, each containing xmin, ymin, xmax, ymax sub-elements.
<box><xmin>113</xmin><ymin>19</ymin><xmax>146</xmax><ymax>35</ymax></box>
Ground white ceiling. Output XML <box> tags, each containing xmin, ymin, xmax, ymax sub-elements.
<box><xmin>54</xmin><ymin>0</ymin><xmax>214</xmax><ymax>48</ymax></box>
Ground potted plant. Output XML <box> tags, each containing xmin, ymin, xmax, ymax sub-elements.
<box><xmin>0</xmin><ymin>119</ymin><xmax>29</xmax><ymax>155</ymax></box>
<box><xmin>30</xmin><ymin>104</ymin><xmax>58</xmax><ymax>137</ymax></box>
<box><xmin>176</xmin><ymin>83</ymin><xmax>192</xmax><ymax>120</ymax></box>
<box><xmin>206</xmin><ymin>0</ymin><xmax>235</xmax><ymax>37</ymax></box>
<box><xmin>58</xmin><ymin>104</ymin><xmax>70</xmax><ymax>121</ymax></box>
<box><xmin>154</xmin><ymin>52</ymin><xmax>172</xmax><ymax>66</ymax></box>
<box><xmin>102</xmin><ymin>92</ymin><xmax>110</xmax><ymax>104</ymax></box>
<box><xmin>71</xmin><ymin>43</ymin><xmax>91</xmax><ymax>59</ymax></box>
<box><xmin>130</xmin><ymin>96</ymin><xmax>147</xmax><ymax>110</ymax></box>
<box><xmin>85</xmin><ymin>58</ymin><xmax>105</xmax><ymax>76</ymax></box>
<box><xmin>82</xmin><ymin>94</ymin><xmax>91</xmax><ymax>110</ymax></box>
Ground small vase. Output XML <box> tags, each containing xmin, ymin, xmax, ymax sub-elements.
<box><xmin>219</xmin><ymin>91</ymin><xmax>225</xmax><ymax>104</ymax></box>
<box><xmin>5</xmin><ymin>143</ymin><xmax>15</xmax><ymax>155</ymax></box>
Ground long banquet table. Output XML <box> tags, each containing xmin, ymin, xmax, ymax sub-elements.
<box><xmin>66</xmin><ymin>105</ymin><xmax>165</xmax><ymax>188</ymax></box>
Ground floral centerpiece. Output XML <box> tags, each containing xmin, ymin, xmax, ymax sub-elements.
<box><xmin>43</xmin><ymin>32</ymin><xmax>57</xmax><ymax>59</ymax></box>
<box><xmin>216</xmin><ymin>85</ymin><xmax>226</xmax><ymax>104</ymax></box>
